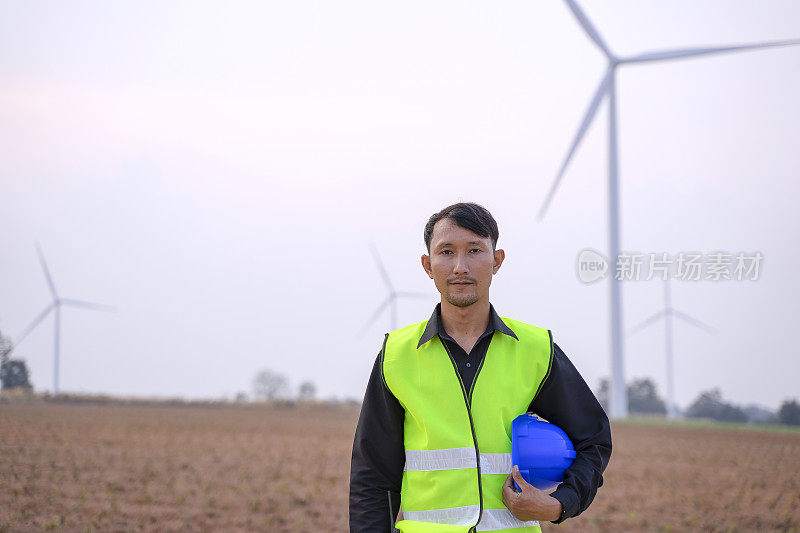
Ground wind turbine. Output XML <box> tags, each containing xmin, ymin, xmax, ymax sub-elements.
<box><xmin>361</xmin><ymin>244</ymin><xmax>428</xmax><ymax>334</ymax></box>
<box><xmin>14</xmin><ymin>243</ymin><xmax>115</xmax><ymax>394</ymax></box>
<box><xmin>538</xmin><ymin>0</ymin><xmax>800</xmax><ymax>418</ymax></box>
<box><xmin>629</xmin><ymin>280</ymin><xmax>715</xmax><ymax>419</ymax></box>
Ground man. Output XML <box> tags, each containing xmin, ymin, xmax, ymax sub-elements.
<box><xmin>350</xmin><ymin>203</ymin><xmax>611</xmax><ymax>532</ymax></box>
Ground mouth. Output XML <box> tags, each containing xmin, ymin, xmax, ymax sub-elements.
<box><xmin>449</xmin><ymin>280</ymin><xmax>474</xmax><ymax>286</ymax></box>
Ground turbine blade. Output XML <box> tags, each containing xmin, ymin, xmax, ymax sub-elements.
<box><xmin>538</xmin><ymin>68</ymin><xmax>611</xmax><ymax>220</ymax></box>
<box><xmin>620</xmin><ymin>39</ymin><xmax>800</xmax><ymax>64</ymax></box>
<box><xmin>628</xmin><ymin>309</ymin><xmax>666</xmax><ymax>336</ymax></box>
<box><xmin>15</xmin><ymin>304</ymin><xmax>54</xmax><ymax>345</ymax></box>
<box><xmin>672</xmin><ymin>309</ymin><xmax>717</xmax><ymax>334</ymax></box>
<box><xmin>60</xmin><ymin>298</ymin><xmax>116</xmax><ymax>312</ymax></box>
<box><xmin>35</xmin><ymin>242</ymin><xmax>58</xmax><ymax>298</ymax></box>
<box><xmin>563</xmin><ymin>0</ymin><xmax>613</xmax><ymax>58</ymax></box>
<box><xmin>370</xmin><ymin>244</ymin><xmax>394</xmax><ymax>292</ymax></box>
<box><xmin>359</xmin><ymin>296</ymin><xmax>393</xmax><ymax>337</ymax></box>
<box><xmin>394</xmin><ymin>291</ymin><xmax>429</xmax><ymax>300</ymax></box>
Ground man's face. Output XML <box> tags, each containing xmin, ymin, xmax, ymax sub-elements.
<box><xmin>422</xmin><ymin>218</ymin><xmax>505</xmax><ymax>308</ymax></box>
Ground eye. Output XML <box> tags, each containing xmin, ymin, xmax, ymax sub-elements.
<box><xmin>469</xmin><ymin>248</ymin><xmax>482</xmax><ymax>253</ymax></box>
<box><xmin>440</xmin><ymin>249</ymin><xmax>453</xmax><ymax>255</ymax></box>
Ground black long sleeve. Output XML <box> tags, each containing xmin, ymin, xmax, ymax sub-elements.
<box><xmin>528</xmin><ymin>341</ymin><xmax>612</xmax><ymax>524</ymax></box>
<box><xmin>349</xmin><ymin>346</ymin><xmax>405</xmax><ymax>532</ymax></box>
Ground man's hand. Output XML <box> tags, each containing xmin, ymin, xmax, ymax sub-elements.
<box><xmin>501</xmin><ymin>465</ymin><xmax>563</xmax><ymax>522</ymax></box>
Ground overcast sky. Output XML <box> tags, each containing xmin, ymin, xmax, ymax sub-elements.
<box><xmin>2</xmin><ymin>0</ymin><xmax>799</xmax><ymax>410</ymax></box>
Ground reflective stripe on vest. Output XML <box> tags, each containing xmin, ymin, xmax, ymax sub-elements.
<box><xmin>404</xmin><ymin>448</ymin><xmax>512</xmax><ymax>476</ymax></box>
<box><xmin>383</xmin><ymin>316</ymin><xmax>553</xmax><ymax>532</ymax></box>
<box><xmin>403</xmin><ymin>506</ymin><xmax>540</xmax><ymax>532</ymax></box>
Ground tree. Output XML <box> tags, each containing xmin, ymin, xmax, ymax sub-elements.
<box><xmin>0</xmin><ymin>329</ymin><xmax>12</xmax><ymax>361</ymax></box>
<box><xmin>627</xmin><ymin>378</ymin><xmax>667</xmax><ymax>415</ymax></box>
<box><xmin>777</xmin><ymin>399</ymin><xmax>800</xmax><ymax>426</ymax></box>
<box><xmin>298</xmin><ymin>381</ymin><xmax>316</xmax><ymax>402</ymax></box>
<box><xmin>0</xmin><ymin>329</ymin><xmax>32</xmax><ymax>390</ymax></box>
<box><xmin>252</xmin><ymin>369</ymin><xmax>289</xmax><ymax>401</ymax></box>
<box><xmin>1</xmin><ymin>360</ymin><xmax>32</xmax><ymax>390</ymax></box>
<box><xmin>686</xmin><ymin>389</ymin><xmax>747</xmax><ymax>423</ymax></box>
<box><xmin>596</xmin><ymin>377</ymin><xmax>666</xmax><ymax>415</ymax></box>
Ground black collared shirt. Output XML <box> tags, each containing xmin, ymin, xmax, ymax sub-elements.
<box><xmin>349</xmin><ymin>304</ymin><xmax>612</xmax><ymax>532</ymax></box>
<box><xmin>417</xmin><ymin>303</ymin><xmax>519</xmax><ymax>393</ymax></box>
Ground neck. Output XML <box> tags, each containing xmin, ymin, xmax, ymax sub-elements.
<box><xmin>439</xmin><ymin>298</ymin><xmax>491</xmax><ymax>339</ymax></box>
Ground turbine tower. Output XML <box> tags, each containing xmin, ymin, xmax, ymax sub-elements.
<box><xmin>362</xmin><ymin>244</ymin><xmax>428</xmax><ymax>334</ymax></box>
<box><xmin>538</xmin><ymin>0</ymin><xmax>800</xmax><ymax>418</ymax></box>
<box><xmin>15</xmin><ymin>243</ymin><xmax>114</xmax><ymax>394</ymax></box>
<box><xmin>629</xmin><ymin>280</ymin><xmax>715</xmax><ymax>419</ymax></box>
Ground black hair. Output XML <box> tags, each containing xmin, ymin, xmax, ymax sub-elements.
<box><xmin>423</xmin><ymin>202</ymin><xmax>499</xmax><ymax>252</ymax></box>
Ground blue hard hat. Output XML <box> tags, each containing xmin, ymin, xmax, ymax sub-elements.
<box><xmin>511</xmin><ymin>413</ymin><xmax>576</xmax><ymax>491</ymax></box>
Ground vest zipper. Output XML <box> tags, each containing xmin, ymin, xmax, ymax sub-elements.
<box><xmin>441</xmin><ymin>340</ymin><xmax>484</xmax><ymax>533</ymax></box>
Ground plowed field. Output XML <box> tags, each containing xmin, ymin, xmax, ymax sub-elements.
<box><xmin>1</xmin><ymin>403</ymin><xmax>798</xmax><ymax>532</ymax></box>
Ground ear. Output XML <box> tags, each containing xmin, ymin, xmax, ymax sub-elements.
<box><xmin>421</xmin><ymin>254</ymin><xmax>433</xmax><ymax>278</ymax></box>
<box><xmin>492</xmin><ymin>249</ymin><xmax>505</xmax><ymax>274</ymax></box>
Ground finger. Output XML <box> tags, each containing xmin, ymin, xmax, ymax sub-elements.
<box><xmin>511</xmin><ymin>465</ymin><xmax>530</xmax><ymax>489</ymax></box>
<box><xmin>502</xmin><ymin>481</ymin><xmax>514</xmax><ymax>505</ymax></box>
<box><xmin>501</xmin><ymin>475</ymin><xmax>516</xmax><ymax>500</ymax></box>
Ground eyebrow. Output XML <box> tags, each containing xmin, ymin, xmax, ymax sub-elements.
<box><xmin>435</xmin><ymin>241</ymin><xmax>487</xmax><ymax>249</ymax></box>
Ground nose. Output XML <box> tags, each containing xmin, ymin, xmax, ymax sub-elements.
<box><xmin>453</xmin><ymin>251</ymin><xmax>469</xmax><ymax>275</ymax></box>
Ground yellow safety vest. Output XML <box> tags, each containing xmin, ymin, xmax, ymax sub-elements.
<box><xmin>382</xmin><ymin>317</ymin><xmax>553</xmax><ymax>533</ymax></box>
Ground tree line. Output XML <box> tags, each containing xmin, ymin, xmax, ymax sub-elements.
<box><xmin>250</xmin><ymin>368</ymin><xmax>317</xmax><ymax>404</ymax></box>
<box><xmin>597</xmin><ymin>377</ymin><xmax>800</xmax><ymax>426</ymax></box>
<box><xmin>3</xmin><ymin>321</ymin><xmax>796</xmax><ymax>425</ymax></box>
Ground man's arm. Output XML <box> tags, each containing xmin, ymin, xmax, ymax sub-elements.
<box><xmin>349</xmin><ymin>344</ymin><xmax>405</xmax><ymax>532</ymax></box>
<box><xmin>527</xmin><ymin>341</ymin><xmax>612</xmax><ymax>524</ymax></box>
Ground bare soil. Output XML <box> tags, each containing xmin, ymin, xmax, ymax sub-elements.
<box><xmin>1</xmin><ymin>403</ymin><xmax>798</xmax><ymax>532</ymax></box>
